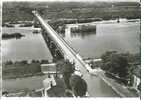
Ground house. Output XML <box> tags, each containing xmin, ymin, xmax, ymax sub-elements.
<box><xmin>40</xmin><ymin>63</ymin><xmax>57</xmax><ymax>74</ymax></box>
<box><xmin>131</xmin><ymin>65</ymin><xmax>141</xmax><ymax>91</ymax></box>
<box><xmin>40</xmin><ymin>63</ymin><xmax>62</xmax><ymax>78</ymax></box>
<box><xmin>42</xmin><ymin>75</ymin><xmax>57</xmax><ymax>97</ymax></box>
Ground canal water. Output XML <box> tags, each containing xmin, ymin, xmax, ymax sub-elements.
<box><xmin>2</xmin><ymin>20</ymin><xmax>140</xmax><ymax>97</ymax></box>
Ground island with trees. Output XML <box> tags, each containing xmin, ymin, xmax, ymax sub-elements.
<box><xmin>2</xmin><ymin>33</ymin><xmax>25</xmax><ymax>40</ymax></box>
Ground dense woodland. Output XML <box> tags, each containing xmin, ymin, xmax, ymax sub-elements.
<box><xmin>2</xmin><ymin>1</ymin><xmax>141</xmax><ymax>24</ymax></box>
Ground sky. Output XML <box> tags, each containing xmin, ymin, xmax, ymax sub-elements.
<box><xmin>2</xmin><ymin>0</ymin><xmax>140</xmax><ymax>2</ymax></box>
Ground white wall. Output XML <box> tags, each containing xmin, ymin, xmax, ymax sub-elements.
<box><xmin>133</xmin><ymin>75</ymin><xmax>140</xmax><ymax>90</ymax></box>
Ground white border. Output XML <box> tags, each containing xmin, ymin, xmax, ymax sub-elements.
<box><xmin>1</xmin><ymin>97</ymin><xmax>141</xmax><ymax>100</ymax></box>
<box><xmin>1</xmin><ymin>0</ymin><xmax>2</xmax><ymax>97</ymax></box>
<box><xmin>1</xmin><ymin>0</ymin><xmax>140</xmax><ymax>3</ymax></box>
<box><xmin>1</xmin><ymin>0</ymin><xmax>141</xmax><ymax>100</ymax></box>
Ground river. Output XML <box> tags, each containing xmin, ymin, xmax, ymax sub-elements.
<box><xmin>2</xmin><ymin>19</ymin><xmax>140</xmax><ymax>97</ymax></box>
<box><xmin>64</xmin><ymin>20</ymin><xmax>140</xmax><ymax>58</ymax></box>
<box><xmin>2</xmin><ymin>20</ymin><xmax>140</xmax><ymax>62</ymax></box>
<box><xmin>2</xmin><ymin>27</ymin><xmax>53</xmax><ymax>62</ymax></box>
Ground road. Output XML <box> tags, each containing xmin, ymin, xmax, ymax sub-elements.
<box><xmin>33</xmin><ymin>11</ymin><xmax>120</xmax><ymax>97</ymax></box>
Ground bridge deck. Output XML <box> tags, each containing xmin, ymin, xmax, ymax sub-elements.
<box><xmin>32</xmin><ymin>11</ymin><xmax>119</xmax><ymax>97</ymax></box>
<box><xmin>33</xmin><ymin>11</ymin><xmax>92</xmax><ymax>71</ymax></box>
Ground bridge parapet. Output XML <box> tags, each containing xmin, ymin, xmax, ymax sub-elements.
<box><xmin>32</xmin><ymin>10</ymin><xmax>92</xmax><ymax>73</ymax></box>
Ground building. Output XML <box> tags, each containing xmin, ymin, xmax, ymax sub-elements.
<box><xmin>40</xmin><ymin>63</ymin><xmax>62</xmax><ymax>97</ymax></box>
<box><xmin>40</xmin><ymin>63</ymin><xmax>57</xmax><ymax>74</ymax></box>
<box><xmin>43</xmin><ymin>75</ymin><xmax>57</xmax><ymax>97</ymax></box>
<box><xmin>131</xmin><ymin>65</ymin><xmax>141</xmax><ymax>92</ymax></box>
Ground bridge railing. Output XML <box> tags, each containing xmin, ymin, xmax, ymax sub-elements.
<box><xmin>33</xmin><ymin>11</ymin><xmax>91</xmax><ymax>71</ymax></box>
<box><xmin>46</xmin><ymin>19</ymin><xmax>90</xmax><ymax>70</ymax></box>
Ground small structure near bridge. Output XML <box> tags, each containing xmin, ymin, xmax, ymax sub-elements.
<box><xmin>40</xmin><ymin>63</ymin><xmax>57</xmax><ymax>74</ymax></box>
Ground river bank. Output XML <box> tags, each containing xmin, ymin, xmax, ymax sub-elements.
<box><xmin>98</xmin><ymin>71</ymin><xmax>139</xmax><ymax>97</ymax></box>
<box><xmin>3</xmin><ymin>74</ymin><xmax>49</xmax><ymax>93</ymax></box>
<box><xmin>3</xmin><ymin>62</ymin><xmax>42</xmax><ymax>79</ymax></box>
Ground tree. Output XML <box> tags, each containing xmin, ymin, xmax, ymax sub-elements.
<box><xmin>62</xmin><ymin>60</ymin><xmax>75</xmax><ymax>90</ymax></box>
<box><xmin>101</xmin><ymin>51</ymin><xmax>129</xmax><ymax>79</ymax></box>
<box><xmin>138</xmin><ymin>83</ymin><xmax>141</xmax><ymax>92</ymax></box>
<box><xmin>5</xmin><ymin>60</ymin><xmax>13</xmax><ymax>65</ymax></box>
<box><xmin>70</xmin><ymin>75</ymin><xmax>87</xmax><ymax>97</ymax></box>
<box><xmin>20</xmin><ymin>60</ymin><xmax>28</xmax><ymax>65</ymax></box>
<box><xmin>41</xmin><ymin>59</ymin><xmax>49</xmax><ymax>64</ymax></box>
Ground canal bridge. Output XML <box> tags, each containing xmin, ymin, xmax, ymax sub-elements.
<box><xmin>32</xmin><ymin>11</ymin><xmax>119</xmax><ymax>97</ymax></box>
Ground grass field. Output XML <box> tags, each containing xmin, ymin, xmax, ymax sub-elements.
<box><xmin>3</xmin><ymin>75</ymin><xmax>48</xmax><ymax>93</ymax></box>
<box><xmin>3</xmin><ymin>62</ymin><xmax>43</xmax><ymax>79</ymax></box>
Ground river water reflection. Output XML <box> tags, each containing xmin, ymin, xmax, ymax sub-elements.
<box><xmin>2</xmin><ymin>27</ymin><xmax>53</xmax><ymax>62</ymax></box>
<box><xmin>2</xmin><ymin>21</ymin><xmax>140</xmax><ymax>62</ymax></box>
<box><xmin>64</xmin><ymin>21</ymin><xmax>140</xmax><ymax>58</ymax></box>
